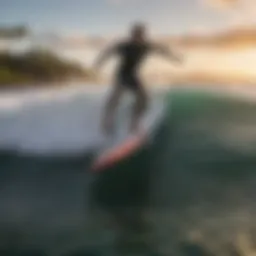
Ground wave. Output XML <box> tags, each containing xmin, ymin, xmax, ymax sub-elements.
<box><xmin>1</xmin><ymin>86</ymin><xmax>256</xmax><ymax>254</ymax></box>
<box><xmin>0</xmin><ymin>85</ymin><xmax>165</xmax><ymax>156</ymax></box>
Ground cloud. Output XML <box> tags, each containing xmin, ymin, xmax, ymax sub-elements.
<box><xmin>229</xmin><ymin>0</ymin><xmax>256</xmax><ymax>27</ymax></box>
<box><xmin>172</xmin><ymin>26</ymin><xmax>256</xmax><ymax>49</ymax></box>
<box><xmin>205</xmin><ymin>0</ymin><xmax>238</xmax><ymax>9</ymax></box>
<box><xmin>203</xmin><ymin>0</ymin><xmax>256</xmax><ymax>26</ymax></box>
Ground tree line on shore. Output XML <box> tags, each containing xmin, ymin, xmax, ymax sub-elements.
<box><xmin>0</xmin><ymin>25</ymin><xmax>93</xmax><ymax>86</ymax></box>
<box><xmin>0</xmin><ymin>49</ymin><xmax>90</xmax><ymax>85</ymax></box>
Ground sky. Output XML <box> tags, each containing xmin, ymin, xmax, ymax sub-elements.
<box><xmin>1</xmin><ymin>0</ymin><xmax>256</xmax><ymax>84</ymax></box>
<box><xmin>1</xmin><ymin>0</ymin><xmax>255</xmax><ymax>36</ymax></box>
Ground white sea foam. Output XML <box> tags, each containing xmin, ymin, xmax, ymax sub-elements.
<box><xmin>0</xmin><ymin>84</ymin><xmax>165</xmax><ymax>155</ymax></box>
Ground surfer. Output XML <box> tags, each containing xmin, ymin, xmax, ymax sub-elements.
<box><xmin>95</xmin><ymin>22</ymin><xmax>183</xmax><ymax>135</ymax></box>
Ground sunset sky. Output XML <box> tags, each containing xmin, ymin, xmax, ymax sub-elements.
<box><xmin>1</xmin><ymin>0</ymin><xmax>256</xmax><ymax>36</ymax></box>
<box><xmin>1</xmin><ymin>0</ymin><xmax>256</xmax><ymax>85</ymax></box>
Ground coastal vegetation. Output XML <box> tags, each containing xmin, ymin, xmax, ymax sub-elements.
<box><xmin>0</xmin><ymin>49</ymin><xmax>89</xmax><ymax>85</ymax></box>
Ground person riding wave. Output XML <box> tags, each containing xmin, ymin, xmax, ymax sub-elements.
<box><xmin>95</xmin><ymin>22</ymin><xmax>183</xmax><ymax>135</ymax></box>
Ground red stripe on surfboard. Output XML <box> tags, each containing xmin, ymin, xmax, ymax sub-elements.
<box><xmin>92</xmin><ymin>133</ymin><xmax>146</xmax><ymax>172</ymax></box>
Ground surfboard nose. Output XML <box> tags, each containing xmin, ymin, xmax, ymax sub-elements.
<box><xmin>91</xmin><ymin>133</ymin><xmax>146</xmax><ymax>172</ymax></box>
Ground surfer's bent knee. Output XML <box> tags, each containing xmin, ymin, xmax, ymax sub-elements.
<box><xmin>138</xmin><ymin>89</ymin><xmax>148</xmax><ymax>110</ymax></box>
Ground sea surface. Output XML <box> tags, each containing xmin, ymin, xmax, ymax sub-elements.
<box><xmin>0</xmin><ymin>84</ymin><xmax>256</xmax><ymax>256</ymax></box>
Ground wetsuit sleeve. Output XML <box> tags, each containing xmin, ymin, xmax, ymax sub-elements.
<box><xmin>149</xmin><ymin>43</ymin><xmax>182</xmax><ymax>63</ymax></box>
<box><xmin>95</xmin><ymin>43</ymin><xmax>123</xmax><ymax>68</ymax></box>
<box><xmin>148</xmin><ymin>43</ymin><xmax>166</xmax><ymax>53</ymax></box>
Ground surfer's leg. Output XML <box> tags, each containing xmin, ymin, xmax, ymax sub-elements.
<box><xmin>130</xmin><ymin>79</ymin><xmax>148</xmax><ymax>133</ymax></box>
<box><xmin>102</xmin><ymin>84</ymin><xmax>124</xmax><ymax>135</ymax></box>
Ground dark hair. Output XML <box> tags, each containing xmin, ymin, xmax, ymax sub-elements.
<box><xmin>131</xmin><ymin>22</ymin><xmax>147</xmax><ymax>35</ymax></box>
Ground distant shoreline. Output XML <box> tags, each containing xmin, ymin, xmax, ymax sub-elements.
<box><xmin>0</xmin><ymin>49</ymin><xmax>92</xmax><ymax>87</ymax></box>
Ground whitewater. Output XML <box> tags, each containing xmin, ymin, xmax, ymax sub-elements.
<box><xmin>1</xmin><ymin>83</ymin><xmax>256</xmax><ymax>256</ymax></box>
<box><xmin>0</xmin><ymin>84</ymin><xmax>167</xmax><ymax>155</ymax></box>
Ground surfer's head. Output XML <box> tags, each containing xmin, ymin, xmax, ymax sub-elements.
<box><xmin>130</xmin><ymin>22</ymin><xmax>147</xmax><ymax>42</ymax></box>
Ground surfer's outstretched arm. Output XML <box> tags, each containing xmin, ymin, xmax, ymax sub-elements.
<box><xmin>94</xmin><ymin>45</ymin><xmax>118</xmax><ymax>69</ymax></box>
<box><xmin>153</xmin><ymin>44</ymin><xmax>183</xmax><ymax>64</ymax></box>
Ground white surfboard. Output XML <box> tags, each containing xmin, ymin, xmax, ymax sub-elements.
<box><xmin>91</xmin><ymin>95</ymin><xmax>166</xmax><ymax>172</ymax></box>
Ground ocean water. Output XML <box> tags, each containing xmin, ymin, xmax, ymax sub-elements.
<box><xmin>0</xmin><ymin>85</ymin><xmax>256</xmax><ymax>256</ymax></box>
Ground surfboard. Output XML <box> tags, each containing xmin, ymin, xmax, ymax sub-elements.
<box><xmin>91</xmin><ymin>131</ymin><xmax>146</xmax><ymax>172</ymax></box>
<box><xmin>91</xmin><ymin>94</ymin><xmax>166</xmax><ymax>172</ymax></box>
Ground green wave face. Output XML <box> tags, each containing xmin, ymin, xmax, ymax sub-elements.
<box><xmin>94</xmin><ymin>88</ymin><xmax>256</xmax><ymax>210</ymax></box>
<box><xmin>1</xmin><ymin>88</ymin><xmax>256</xmax><ymax>255</ymax></box>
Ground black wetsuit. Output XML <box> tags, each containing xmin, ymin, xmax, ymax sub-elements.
<box><xmin>114</xmin><ymin>41</ymin><xmax>153</xmax><ymax>91</ymax></box>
